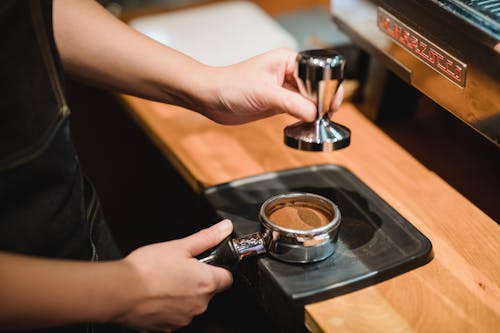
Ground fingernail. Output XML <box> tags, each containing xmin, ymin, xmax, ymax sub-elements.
<box><xmin>217</xmin><ymin>219</ymin><xmax>233</xmax><ymax>234</ymax></box>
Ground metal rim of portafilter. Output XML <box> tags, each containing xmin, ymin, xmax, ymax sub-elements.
<box><xmin>198</xmin><ymin>192</ymin><xmax>341</xmax><ymax>269</ymax></box>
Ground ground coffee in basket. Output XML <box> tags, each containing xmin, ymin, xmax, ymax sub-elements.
<box><xmin>268</xmin><ymin>205</ymin><xmax>330</xmax><ymax>230</ymax></box>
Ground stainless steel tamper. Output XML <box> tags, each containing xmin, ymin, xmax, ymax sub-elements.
<box><xmin>284</xmin><ymin>49</ymin><xmax>350</xmax><ymax>152</ymax></box>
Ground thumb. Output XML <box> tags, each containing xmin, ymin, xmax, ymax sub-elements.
<box><xmin>271</xmin><ymin>87</ymin><xmax>316</xmax><ymax>122</ymax></box>
<box><xmin>180</xmin><ymin>219</ymin><xmax>233</xmax><ymax>256</ymax></box>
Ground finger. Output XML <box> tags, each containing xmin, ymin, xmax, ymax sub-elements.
<box><xmin>181</xmin><ymin>219</ymin><xmax>233</xmax><ymax>256</ymax></box>
<box><xmin>158</xmin><ymin>325</ymin><xmax>177</xmax><ymax>332</ymax></box>
<box><xmin>282</xmin><ymin>48</ymin><xmax>298</xmax><ymax>79</ymax></box>
<box><xmin>271</xmin><ymin>87</ymin><xmax>316</xmax><ymax>122</ymax></box>
<box><xmin>209</xmin><ymin>265</ymin><xmax>233</xmax><ymax>293</ymax></box>
<box><xmin>283</xmin><ymin>81</ymin><xmax>299</xmax><ymax>93</ymax></box>
<box><xmin>331</xmin><ymin>84</ymin><xmax>344</xmax><ymax>113</ymax></box>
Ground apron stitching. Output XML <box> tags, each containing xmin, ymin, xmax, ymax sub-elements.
<box><xmin>87</xmin><ymin>193</ymin><xmax>99</xmax><ymax>262</ymax></box>
<box><xmin>0</xmin><ymin>0</ymin><xmax>69</xmax><ymax>172</ymax></box>
<box><xmin>9</xmin><ymin>3</ymin><xmax>104</xmax><ymax>331</ymax></box>
<box><xmin>0</xmin><ymin>114</ymin><xmax>67</xmax><ymax>172</ymax></box>
<box><xmin>29</xmin><ymin>0</ymin><xmax>69</xmax><ymax>114</ymax></box>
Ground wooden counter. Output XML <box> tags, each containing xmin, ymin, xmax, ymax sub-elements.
<box><xmin>119</xmin><ymin>94</ymin><xmax>499</xmax><ymax>332</ymax></box>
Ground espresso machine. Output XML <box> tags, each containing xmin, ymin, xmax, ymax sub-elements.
<box><xmin>330</xmin><ymin>0</ymin><xmax>500</xmax><ymax>146</ymax></box>
<box><xmin>329</xmin><ymin>0</ymin><xmax>500</xmax><ymax>222</ymax></box>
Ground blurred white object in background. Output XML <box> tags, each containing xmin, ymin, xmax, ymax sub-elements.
<box><xmin>129</xmin><ymin>1</ymin><xmax>298</xmax><ymax>66</ymax></box>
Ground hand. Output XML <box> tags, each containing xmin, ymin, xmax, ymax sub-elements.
<box><xmin>201</xmin><ymin>48</ymin><xmax>344</xmax><ymax>125</ymax></box>
<box><xmin>53</xmin><ymin>1</ymin><xmax>342</xmax><ymax>125</ymax></box>
<box><xmin>114</xmin><ymin>220</ymin><xmax>233</xmax><ymax>332</ymax></box>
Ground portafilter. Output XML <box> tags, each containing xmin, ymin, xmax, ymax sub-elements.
<box><xmin>198</xmin><ymin>193</ymin><xmax>341</xmax><ymax>270</ymax></box>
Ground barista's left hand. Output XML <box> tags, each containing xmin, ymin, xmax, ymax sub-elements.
<box><xmin>200</xmin><ymin>49</ymin><xmax>344</xmax><ymax>125</ymax></box>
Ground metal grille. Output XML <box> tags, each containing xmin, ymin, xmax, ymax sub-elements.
<box><xmin>453</xmin><ymin>0</ymin><xmax>500</xmax><ymax>26</ymax></box>
<box><xmin>436</xmin><ymin>0</ymin><xmax>500</xmax><ymax>39</ymax></box>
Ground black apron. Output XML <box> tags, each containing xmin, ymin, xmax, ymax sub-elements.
<box><xmin>0</xmin><ymin>1</ymin><xmax>134</xmax><ymax>332</ymax></box>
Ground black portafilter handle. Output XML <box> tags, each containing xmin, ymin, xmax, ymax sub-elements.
<box><xmin>197</xmin><ymin>233</ymin><xmax>266</xmax><ymax>271</ymax></box>
<box><xmin>197</xmin><ymin>237</ymin><xmax>240</xmax><ymax>270</ymax></box>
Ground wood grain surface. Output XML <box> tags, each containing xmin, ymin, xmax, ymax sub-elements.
<box><xmin>119</xmin><ymin>94</ymin><xmax>500</xmax><ymax>332</ymax></box>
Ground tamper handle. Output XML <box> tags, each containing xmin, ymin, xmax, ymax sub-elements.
<box><xmin>296</xmin><ymin>49</ymin><xmax>345</xmax><ymax>83</ymax></box>
<box><xmin>295</xmin><ymin>49</ymin><xmax>345</xmax><ymax>119</ymax></box>
<box><xmin>284</xmin><ymin>48</ymin><xmax>350</xmax><ymax>151</ymax></box>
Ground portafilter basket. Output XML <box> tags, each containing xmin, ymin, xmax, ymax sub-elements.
<box><xmin>199</xmin><ymin>193</ymin><xmax>341</xmax><ymax>269</ymax></box>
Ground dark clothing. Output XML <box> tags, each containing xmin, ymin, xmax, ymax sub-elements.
<box><xmin>0</xmin><ymin>1</ymin><xmax>129</xmax><ymax>331</ymax></box>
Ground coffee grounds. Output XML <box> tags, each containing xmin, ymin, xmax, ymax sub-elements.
<box><xmin>268</xmin><ymin>205</ymin><xmax>330</xmax><ymax>230</ymax></box>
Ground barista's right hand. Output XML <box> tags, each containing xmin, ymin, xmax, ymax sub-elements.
<box><xmin>114</xmin><ymin>219</ymin><xmax>233</xmax><ymax>332</ymax></box>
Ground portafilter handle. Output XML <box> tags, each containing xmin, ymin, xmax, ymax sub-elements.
<box><xmin>198</xmin><ymin>233</ymin><xmax>266</xmax><ymax>271</ymax></box>
<box><xmin>284</xmin><ymin>49</ymin><xmax>350</xmax><ymax>151</ymax></box>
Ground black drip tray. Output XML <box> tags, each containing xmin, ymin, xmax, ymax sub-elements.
<box><xmin>203</xmin><ymin>164</ymin><xmax>432</xmax><ymax>327</ymax></box>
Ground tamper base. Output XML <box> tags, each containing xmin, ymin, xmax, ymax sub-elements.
<box><xmin>284</xmin><ymin>118</ymin><xmax>351</xmax><ymax>152</ymax></box>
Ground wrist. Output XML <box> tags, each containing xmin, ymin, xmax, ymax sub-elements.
<box><xmin>187</xmin><ymin>64</ymin><xmax>241</xmax><ymax>124</ymax></box>
<box><xmin>153</xmin><ymin>54</ymin><xmax>221</xmax><ymax>114</ymax></box>
<box><xmin>182</xmin><ymin>64</ymin><xmax>223</xmax><ymax>115</ymax></box>
<box><xmin>96</xmin><ymin>259</ymin><xmax>144</xmax><ymax>325</ymax></box>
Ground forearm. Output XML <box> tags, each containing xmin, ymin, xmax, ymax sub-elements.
<box><xmin>0</xmin><ymin>220</ymin><xmax>234</xmax><ymax>331</ymax></box>
<box><xmin>0</xmin><ymin>252</ymin><xmax>137</xmax><ymax>330</ymax></box>
<box><xmin>53</xmin><ymin>0</ymin><xmax>215</xmax><ymax>111</ymax></box>
<box><xmin>53</xmin><ymin>0</ymin><xmax>320</xmax><ymax>124</ymax></box>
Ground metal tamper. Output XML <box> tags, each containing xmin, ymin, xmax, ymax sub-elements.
<box><xmin>284</xmin><ymin>49</ymin><xmax>350</xmax><ymax>152</ymax></box>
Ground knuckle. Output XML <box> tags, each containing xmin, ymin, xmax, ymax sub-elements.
<box><xmin>225</xmin><ymin>271</ymin><xmax>234</xmax><ymax>287</ymax></box>
<box><xmin>282</xmin><ymin>95</ymin><xmax>294</xmax><ymax>113</ymax></box>
<box><xmin>180</xmin><ymin>316</ymin><xmax>193</xmax><ymax>327</ymax></box>
<box><xmin>199</xmin><ymin>302</ymin><xmax>209</xmax><ymax>315</ymax></box>
<box><xmin>194</xmin><ymin>302</ymin><xmax>208</xmax><ymax>316</ymax></box>
<box><xmin>191</xmin><ymin>296</ymin><xmax>210</xmax><ymax>316</ymax></box>
<box><xmin>197</xmin><ymin>275</ymin><xmax>217</xmax><ymax>294</ymax></box>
